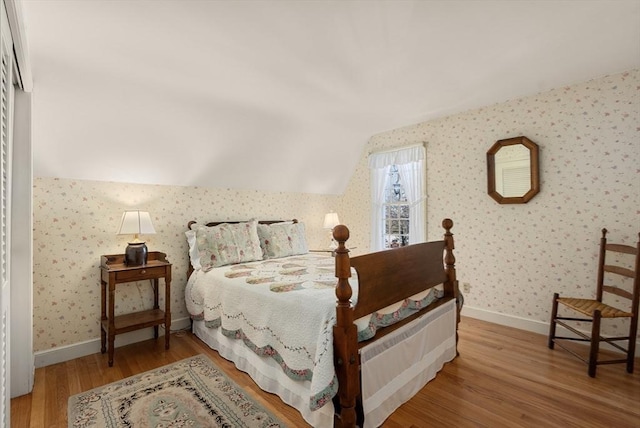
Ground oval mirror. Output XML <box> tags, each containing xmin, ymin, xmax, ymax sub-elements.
<box><xmin>487</xmin><ymin>136</ymin><xmax>540</xmax><ymax>204</ymax></box>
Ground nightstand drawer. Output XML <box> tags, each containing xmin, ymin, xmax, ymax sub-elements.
<box><xmin>115</xmin><ymin>266</ymin><xmax>166</xmax><ymax>282</ymax></box>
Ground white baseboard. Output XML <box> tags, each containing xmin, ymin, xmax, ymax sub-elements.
<box><xmin>461</xmin><ymin>305</ymin><xmax>550</xmax><ymax>335</ymax></box>
<box><xmin>35</xmin><ymin>309</ymin><xmax>638</xmax><ymax>368</ymax></box>
<box><xmin>461</xmin><ymin>305</ymin><xmax>640</xmax><ymax>357</ymax></box>
<box><xmin>34</xmin><ymin>317</ymin><xmax>192</xmax><ymax>368</ymax></box>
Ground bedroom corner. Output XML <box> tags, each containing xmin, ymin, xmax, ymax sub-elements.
<box><xmin>31</xmin><ymin>178</ymin><xmax>341</xmax><ymax>366</ymax></box>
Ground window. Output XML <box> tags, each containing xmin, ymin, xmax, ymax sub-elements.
<box><xmin>383</xmin><ymin>166</ymin><xmax>410</xmax><ymax>248</ymax></box>
<box><xmin>369</xmin><ymin>145</ymin><xmax>426</xmax><ymax>251</ymax></box>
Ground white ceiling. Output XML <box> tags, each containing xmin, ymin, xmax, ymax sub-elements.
<box><xmin>21</xmin><ymin>0</ymin><xmax>640</xmax><ymax>195</ymax></box>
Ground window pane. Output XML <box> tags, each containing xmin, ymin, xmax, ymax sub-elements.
<box><xmin>384</xmin><ymin>218</ymin><xmax>392</xmax><ymax>234</ymax></box>
<box><xmin>381</xmin><ymin>164</ymin><xmax>412</xmax><ymax>249</ymax></box>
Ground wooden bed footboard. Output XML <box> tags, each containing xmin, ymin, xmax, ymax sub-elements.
<box><xmin>333</xmin><ymin>218</ymin><xmax>459</xmax><ymax>428</ymax></box>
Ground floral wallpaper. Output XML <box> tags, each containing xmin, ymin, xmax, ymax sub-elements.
<box><xmin>32</xmin><ymin>181</ymin><xmax>340</xmax><ymax>352</ymax></box>
<box><xmin>33</xmin><ymin>69</ymin><xmax>639</xmax><ymax>355</ymax></box>
<box><xmin>341</xmin><ymin>69</ymin><xmax>639</xmax><ymax>337</ymax></box>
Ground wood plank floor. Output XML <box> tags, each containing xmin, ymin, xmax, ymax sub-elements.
<box><xmin>11</xmin><ymin>317</ymin><xmax>640</xmax><ymax>427</ymax></box>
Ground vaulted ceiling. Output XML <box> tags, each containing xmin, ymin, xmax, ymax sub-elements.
<box><xmin>22</xmin><ymin>1</ymin><xmax>640</xmax><ymax>194</ymax></box>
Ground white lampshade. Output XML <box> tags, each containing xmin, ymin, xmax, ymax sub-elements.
<box><xmin>323</xmin><ymin>212</ymin><xmax>340</xmax><ymax>230</ymax></box>
<box><xmin>117</xmin><ymin>210</ymin><xmax>156</xmax><ymax>239</ymax></box>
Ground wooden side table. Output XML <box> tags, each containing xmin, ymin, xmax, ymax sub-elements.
<box><xmin>100</xmin><ymin>251</ymin><xmax>172</xmax><ymax>366</ymax></box>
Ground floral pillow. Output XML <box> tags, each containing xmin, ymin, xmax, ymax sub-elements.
<box><xmin>226</xmin><ymin>220</ymin><xmax>263</xmax><ymax>263</ymax></box>
<box><xmin>257</xmin><ymin>222</ymin><xmax>308</xmax><ymax>259</ymax></box>
<box><xmin>194</xmin><ymin>219</ymin><xmax>262</xmax><ymax>271</ymax></box>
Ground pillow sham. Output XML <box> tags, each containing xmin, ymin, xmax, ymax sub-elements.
<box><xmin>193</xmin><ymin>222</ymin><xmax>238</xmax><ymax>270</ymax></box>
<box><xmin>257</xmin><ymin>222</ymin><xmax>308</xmax><ymax>259</ymax></box>
<box><xmin>226</xmin><ymin>220</ymin><xmax>263</xmax><ymax>263</ymax></box>
<box><xmin>193</xmin><ymin>219</ymin><xmax>263</xmax><ymax>271</ymax></box>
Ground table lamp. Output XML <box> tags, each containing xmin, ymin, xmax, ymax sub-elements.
<box><xmin>117</xmin><ymin>210</ymin><xmax>156</xmax><ymax>266</ymax></box>
<box><xmin>323</xmin><ymin>212</ymin><xmax>340</xmax><ymax>250</ymax></box>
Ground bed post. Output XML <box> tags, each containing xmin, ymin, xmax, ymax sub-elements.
<box><xmin>333</xmin><ymin>225</ymin><xmax>359</xmax><ymax>428</ymax></box>
<box><xmin>442</xmin><ymin>218</ymin><xmax>461</xmax><ymax>338</ymax></box>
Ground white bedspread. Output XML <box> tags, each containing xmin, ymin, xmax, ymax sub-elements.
<box><xmin>185</xmin><ymin>252</ymin><xmax>451</xmax><ymax>426</ymax></box>
<box><xmin>185</xmin><ymin>253</ymin><xmax>351</xmax><ymax>411</ymax></box>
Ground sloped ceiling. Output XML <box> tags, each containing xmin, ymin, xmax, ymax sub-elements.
<box><xmin>22</xmin><ymin>0</ymin><xmax>640</xmax><ymax>195</ymax></box>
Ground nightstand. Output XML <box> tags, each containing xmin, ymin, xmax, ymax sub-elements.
<box><xmin>100</xmin><ymin>251</ymin><xmax>172</xmax><ymax>366</ymax></box>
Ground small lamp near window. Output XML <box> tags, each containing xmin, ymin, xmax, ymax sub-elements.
<box><xmin>323</xmin><ymin>212</ymin><xmax>340</xmax><ymax>250</ymax></box>
<box><xmin>117</xmin><ymin>210</ymin><xmax>156</xmax><ymax>266</ymax></box>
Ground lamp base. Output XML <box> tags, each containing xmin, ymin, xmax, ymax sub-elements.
<box><xmin>125</xmin><ymin>242</ymin><xmax>148</xmax><ymax>266</ymax></box>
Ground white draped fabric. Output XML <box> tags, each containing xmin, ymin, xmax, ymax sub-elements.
<box><xmin>396</xmin><ymin>160</ymin><xmax>426</xmax><ymax>245</ymax></box>
<box><xmin>368</xmin><ymin>144</ymin><xmax>426</xmax><ymax>251</ymax></box>
<box><xmin>360</xmin><ymin>299</ymin><xmax>457</xmax><ymax>428</ymax></box>
<box><xmin>369</xmin><ymin>165</ymin><xmax>390</xmax><ymax>251</ymax></box>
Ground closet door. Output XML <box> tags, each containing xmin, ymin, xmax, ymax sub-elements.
<box><xmin>0</xmin><ymin>0</ymin><xmax>14</xmax><ymax>424</ymax></box>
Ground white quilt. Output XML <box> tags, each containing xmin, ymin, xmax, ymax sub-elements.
<box><xmin>185</xmin><ymin>253</ymin><xmax>351</xmax><ymax>410</ymax></box>
<box><xmin>185</xmin><ymin>252</ymin><xmax>447</xmax><ymax>419</ymax></box>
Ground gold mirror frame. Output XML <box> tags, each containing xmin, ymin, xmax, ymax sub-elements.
<box><xmin>487</xmin><ymin>136</ymin><xmax>540</xmax><ymax>204</ymax></box>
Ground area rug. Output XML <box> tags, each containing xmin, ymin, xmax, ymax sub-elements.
<box><xmin>68</xmin><ymin>354</ymin><xmax>286</xmax><ymax>427</ymax></box>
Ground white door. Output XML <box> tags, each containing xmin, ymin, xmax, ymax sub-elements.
<box><xmin>0</xmin><ymin>0</ymin><xmax>14</xmax><ymax>425</ymax></box>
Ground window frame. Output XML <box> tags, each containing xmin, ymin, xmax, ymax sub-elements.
<box><xmin>369</xmin><ymin>144</ymin><xmax>426</xmax><ymax>251</ymax></box>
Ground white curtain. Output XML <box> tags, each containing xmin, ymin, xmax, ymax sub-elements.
<box><xmin>368</xmin><ymin>144</ymin><xmax>426</xmax><ymax>251</ymax></box>
<box><xmin>369</xmin><ymin>165</ymin><xmax>390</xmax><ymax>251</ymax></box>
<box><xmin>396</xmin><ymin>160</ymin><xmax>426</xmax><ymax>245</ymax></box>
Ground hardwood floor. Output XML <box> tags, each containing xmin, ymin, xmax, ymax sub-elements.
<box><xmin>11</xmin><ymin>317</ymin><xmax>640</xmax><ymax>427</ymax></box>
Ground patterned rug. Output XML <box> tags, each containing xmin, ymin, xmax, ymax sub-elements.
<box><xmin>68</xmin><ymin>354</ymin><xmax>286</xmax><ymax>427</ymax></box>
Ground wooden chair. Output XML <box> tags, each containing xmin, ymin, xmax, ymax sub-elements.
<box><xmin>548</xmin><ymin>229</ymin><xmax>640</xmax><ymax>377</ymax></box>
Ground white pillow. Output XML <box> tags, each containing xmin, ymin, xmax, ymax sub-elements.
<box><xmin>185</xmin><ymin>229</ymin><xmax>201</xmax><ymax>271</ymax></box>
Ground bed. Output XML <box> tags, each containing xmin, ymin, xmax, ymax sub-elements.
<box><xmin>185</xmin><ymin>218</ymin><xmax>460</xmax><ymax>427</ymax></box>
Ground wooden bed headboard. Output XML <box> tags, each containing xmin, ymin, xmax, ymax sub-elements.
<box><xmin>187</xmin><ymin>219</ymin><xmax>297</xmax><ymax>229</ymax></box>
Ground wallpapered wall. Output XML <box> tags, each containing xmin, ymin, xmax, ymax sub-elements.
<box><xmin>32</xmin><ymin>180</ymin><xmax>340</xmax><ymax>352</ymax></box>
<box><xmin>340</xmin><ymin>69</ymin><xmax>639</xmax><ymax>336</ymax></box>
<box><xmin>33</xmin><ymin>69</ymin><xmax>638</xmax><ymax>355</ymax></box>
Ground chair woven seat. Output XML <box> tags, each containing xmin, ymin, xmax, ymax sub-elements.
<box><xmin>557</xmin><ymin>298</ymin><xmax>632</xmax><ymax>318</ymax></box>
<box><xmin>548</xmin><ymin>228</ymin><xmax>639</xmax><ymax>377</ymax></box>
